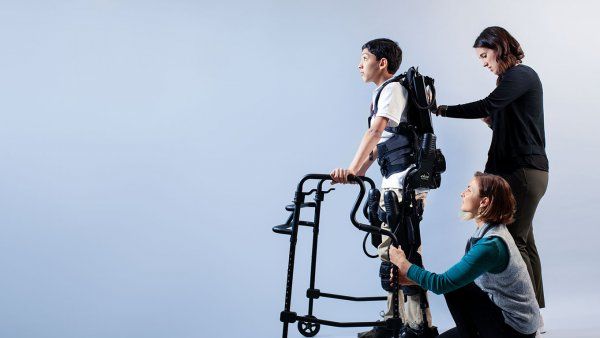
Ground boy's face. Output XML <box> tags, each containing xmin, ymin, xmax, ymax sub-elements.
<box><xmin>358</xmin><ymin>48</ymin><xmax>385</xmax><ymax>83</ymax></box>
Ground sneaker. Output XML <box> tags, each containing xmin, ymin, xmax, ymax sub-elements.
<box><xmin>357</xmin><ymin>326</ymin><xmax>395</xmax><ymax>338</ymax></box>
<box><xmin>401</xmin><ymin>325</ymin><xmax>439</xmax><ymax>338</ymax></box>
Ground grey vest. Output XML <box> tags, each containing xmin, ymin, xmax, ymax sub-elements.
<box><xmin>473</xmin><ymin>224</ymin><xmax>540</xmax><ymax>334</ymax></box>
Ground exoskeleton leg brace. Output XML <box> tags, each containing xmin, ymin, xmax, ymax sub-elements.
<box><xmin>381</xmin><ymin>190</ymin><xmax>432</xmax><ymax>334</ymax></box>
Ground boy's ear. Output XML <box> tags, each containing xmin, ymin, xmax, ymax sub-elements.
<box><xmin>378</xmin><ymin>57</ymin><xmax>388</xmax><ymax>71</ymax></box>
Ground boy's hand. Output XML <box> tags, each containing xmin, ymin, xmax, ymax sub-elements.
<box><xmin>330</xmin><ymin>168</ymin><xmax>355</xmax><ymax>184</ymax></box>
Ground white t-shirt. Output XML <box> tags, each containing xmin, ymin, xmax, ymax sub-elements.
<box><xmin>372</xmin><ymin>81</ymin><xmax>425</xmax><ymax>192</ymax></box>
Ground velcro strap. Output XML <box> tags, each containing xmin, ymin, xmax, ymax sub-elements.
<box><xmin>380</xmin><ymin>261</ymin><xmax>395</xmax><ymax>292</ymax></box>
<box><xmin>385</xmin><ymin>122</ymin><xmax>413</xmax><ymax>134</ymax></box>
<box><xmin>382</xmin><ymin>163</ymin><xmax>412</xmax><ymax>178</ymax></box>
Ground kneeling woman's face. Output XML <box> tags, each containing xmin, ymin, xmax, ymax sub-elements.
<box><xmin>461</xmin><ymin>178</ymin><xmax>484</xmax><ymax>218</ymax></box>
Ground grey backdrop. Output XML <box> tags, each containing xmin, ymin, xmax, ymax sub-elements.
<box><xmin>0</xmin><ymin>1</ymin><xmax>598</xmax><ymax>337</ymax></box>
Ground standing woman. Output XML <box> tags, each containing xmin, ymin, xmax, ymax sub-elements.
<box><xmin>436</xmin><ymin>26</ymin><xmax>548</xmax><ymax>310</ymax></box>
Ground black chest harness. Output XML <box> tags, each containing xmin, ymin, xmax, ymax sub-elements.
<box><xmin>373</xmin><ymin>123</ymin><xmax>416</xmax><ymax>178</ymax></box>
<box><xmin>369</xmin><ymin>67</ymin><xmax>437</xmax><ymax>179</ymax></box>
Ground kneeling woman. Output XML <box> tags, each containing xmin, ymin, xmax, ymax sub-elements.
<box><xmin>390</xmin><ymin>172</ymin><xmax>540</xmax><ymax>338</ymax></box>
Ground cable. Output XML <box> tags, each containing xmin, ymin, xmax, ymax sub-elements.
<box><xmin>362</xmin><ymin>232</ymin><xmax>379</xmax><ymax>258</ymax></box>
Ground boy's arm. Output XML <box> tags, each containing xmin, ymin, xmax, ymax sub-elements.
<box><xmin>356</xmin><ymin>146</ymin><xmax>377</xmax><ymax>176</ymax></box>
<box><xmin>331</xmin><ymin>116</ymin><xmax>388</xmax><ymax>183</ymax></box>
<box><xmin>349</xmin><ymin>116</ymin><xmax>388</xmax><ymax>172</ymax></box>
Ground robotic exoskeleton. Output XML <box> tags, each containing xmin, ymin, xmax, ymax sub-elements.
<box><xmin>273</xmin><ymin>67</ymin><xmax>445</xmax><ymax>338</ymax></box>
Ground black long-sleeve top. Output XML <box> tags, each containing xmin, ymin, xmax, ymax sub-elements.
<box><xmin>445</xmin><ymin>64</ymin><xmax>548</xmax><ymax>174</ymax></box>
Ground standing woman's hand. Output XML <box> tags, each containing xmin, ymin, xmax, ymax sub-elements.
<box><xmin>433</xmin><ymin>105</ymin><xmax>447</xmax><ymax>117</ymax></box>
<box><xmin>482</xmin><ymin>116</ymin><xmax>493</xmax><ymax>127</ymax></box>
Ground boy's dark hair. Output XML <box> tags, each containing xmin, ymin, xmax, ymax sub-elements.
<box><xmin>473</xmin><ymin>171</ymin><xmax>516</xmax><ymax>225</ymax></box>
<box><xmin>361</xmin><ymin>38</ymin><xmax>402</xmax><ymax>74</ymax></box>
<box><xmin>473</xmin><ymin>26</ymin><xmax>524</xmax><ymax>75</ymax></box>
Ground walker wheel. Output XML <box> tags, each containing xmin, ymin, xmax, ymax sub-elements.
<box><xmin>298</xmin><ymin>315</ymin><xmax>320</xmax><ymax>337</ymax></box>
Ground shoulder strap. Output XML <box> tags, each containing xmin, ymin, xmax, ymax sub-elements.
<box><xmin>369</xmin><ymin>74</ymin><xmax>405</xmax><ymax>129</ymax></box>
<box><xmin>372</xmin><ymin>74</ymin><xmax>405</xmax><ymax>116</ymax></box>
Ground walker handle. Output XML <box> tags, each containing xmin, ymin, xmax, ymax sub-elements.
<box><xmin>347</xmin><ymin>175</ymin><xmax>398</xmax><ymax>246</ymax></box>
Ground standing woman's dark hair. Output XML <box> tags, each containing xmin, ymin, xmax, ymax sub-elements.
<box><xmin>435</xmin><ymin>26</ymin><xmax>550</xmax><ymax>320</ymax></box>
<box><xmin>473</xmin><ymin>26</ymin><xmax>525</xmax><ymax>76</ymax></box>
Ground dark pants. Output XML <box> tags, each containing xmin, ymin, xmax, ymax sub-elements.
<box><xmin>439</xmin><ymin>283</ymin><xmax>536</xmax><ymax>338</ymax></box>
<box><xmin>501</xmin><ymin>168</ymin><xmax>548</xmax><ymax>308</ymax></box>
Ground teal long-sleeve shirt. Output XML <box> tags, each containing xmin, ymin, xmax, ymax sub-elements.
<box><xmin>407</xmin><ymin>237</ymin><xmax>509</xmax><ymax>295</ymax></box>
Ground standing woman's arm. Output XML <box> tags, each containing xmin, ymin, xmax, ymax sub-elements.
<box><xmin>441</xmin><ymin>67</ymin><xmax>532</xmax><ymax>119</ymax></box>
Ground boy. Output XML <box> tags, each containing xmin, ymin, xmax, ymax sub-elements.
<box><xmin>330</xmin><ymin>38</ymin><xmax>434</xmax><ymax>338</ymax></box>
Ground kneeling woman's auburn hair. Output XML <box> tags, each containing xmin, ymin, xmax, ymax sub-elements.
<box><xmin>474</xmin><ymin>172</ymin><xmax>516</xmax><ymax>225</ymax></box>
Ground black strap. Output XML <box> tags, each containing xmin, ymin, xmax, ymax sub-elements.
<box><xmin>381</xmin><ymin>163</ymin><xmax>412</xmax><ymax>178</ymax></box>
<box><xmin>369</xmin><ymin>75</ymin><xmax>406</xmax><ymax>130</ymax></box>
<box><xmin>377</xmin><ymin>143</ymin><xmax>413</xmax><ymax>155</ymax></box>
<box><xmin>385</xmin><ymin>121</ymin><xmax>413</xmax><ymax>135</ymax></box>
<box><xmin>371</xmin><ymin>74</ymin><xmax>405</xmax><ymax>117</ymax></box>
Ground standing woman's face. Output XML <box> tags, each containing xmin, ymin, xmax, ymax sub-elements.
<box><xmin>475</xmin><ymin>47</ymin><xmax>500</xmax><ymax>75</ymax></box>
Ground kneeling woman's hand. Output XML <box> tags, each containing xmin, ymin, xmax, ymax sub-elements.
<box><xmin>389</xmin><ymin>246</ymin><xmax>412</xmax><ymax>276</ymax></box>
<box><xmin>390</xmin><ymin>266</ymin><xmax>417</xmax><ymax>286</ymax></box>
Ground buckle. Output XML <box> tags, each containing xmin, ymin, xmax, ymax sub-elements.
<box><xmin>380</xmin><ymin>167</ymin><xmax>388</xmax><ymax>177</ymax></box>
